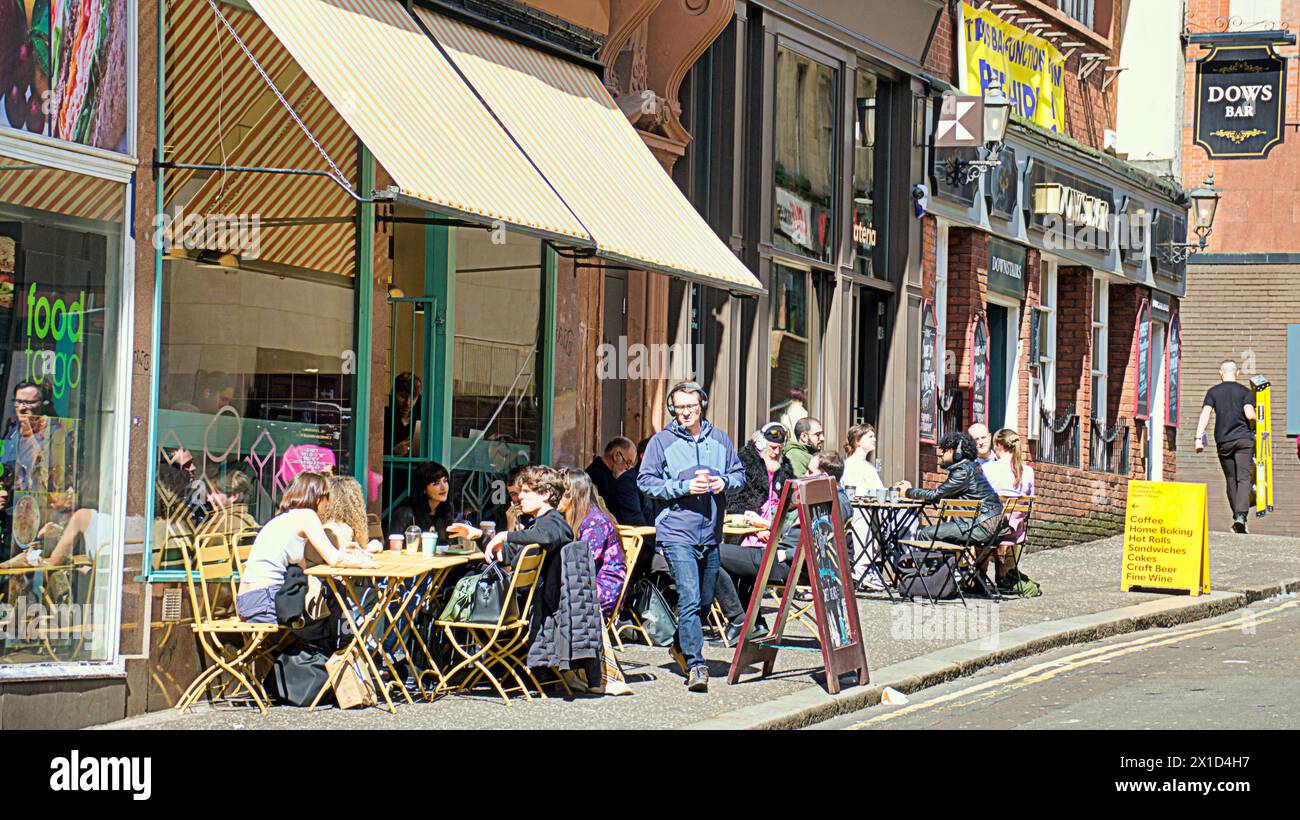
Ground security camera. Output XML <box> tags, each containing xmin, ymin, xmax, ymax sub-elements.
<box><xmin>912</xmin><ymin>184</ymin><xmax>929</xmax><ymax>217</ymax></box>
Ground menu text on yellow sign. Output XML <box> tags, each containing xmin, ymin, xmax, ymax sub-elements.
<box><xmin>1120</xmin><ymin>481</ymin><xmax>1210</xmax><ymax>596</ymax></box>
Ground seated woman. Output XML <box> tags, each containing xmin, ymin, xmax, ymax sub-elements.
<box><xmin>894</xmin><ymin>432</ymin><xmax>1004</xmax><ymax>550</ymax></box>
<box><xmin>321</xmin><ymin>476</ymin><xmax>384</xmax><ymax>556</ymax></box>
<box><xmin>483</xmin><ymin>466</ymin><xmax>615</xmax><ymax>695</ymax></box>
<box><xmin>982</xmin><ymin>428</ymin><xmax>1036</xmax><ymax>591</ymax></box>
<box><xmin>559</xmin><ymin>468</ymin><xmax>632</xmax><ymax>695</ymax></box>
<box><xmin>388</xmin><ymin>461</ymin><xmax>454</xmax><ymax>544</ymax></box>
<box><xmin>841</xmin><ymin>423</ymin><xmax>885</xmax><ymax>494</ymax></box>
<box><xmin>558</xmin><ymin>469</ymin><xmax>626</xmax><ymax>619</ymax></box>
<box><xmin>235</xmin><ymin>472</ymin><xmax>366</xmax><ymax>624</ymax></box>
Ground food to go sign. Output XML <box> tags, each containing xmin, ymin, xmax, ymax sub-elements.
<box><xmin>24</xmin><ymin>283</ymin><xmax>86</xmax><ymax>399</ymax></box>
<box><xmin>1120</xmin><ymin>481</ymin><xmax>1210</xmax><ymax>596</ymax></box>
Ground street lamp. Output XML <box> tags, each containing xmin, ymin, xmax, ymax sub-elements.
<box><xmin>944</xmin><ymin>77</ymin><xmax>1012</xmax><ymax>186</ymax></box>
<box><xmin>1160</xmin><ymin>172</ymin><xmax>1221</xmax><ymax>265</ymax></box>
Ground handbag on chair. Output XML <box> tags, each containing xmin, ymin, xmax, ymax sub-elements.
<box><xmin>466</xmin><ymin>563</ymin><xmax>517</xmax><ymax>624</ymax></box>
<box><xmin>627</xmin><ymin>578</ymin><xmax>676</xmax><ymax>646</ymax></box>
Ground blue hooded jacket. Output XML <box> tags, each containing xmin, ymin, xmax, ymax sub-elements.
<box><xmin>637</xmin><ymin>419</ymin><xmax>745</xmax><ymax>546</ymax></box>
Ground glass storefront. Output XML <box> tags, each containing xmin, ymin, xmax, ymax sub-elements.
<box><xmin>384</xmin><ymin>218</ymin><xmax>549</xmax><ymax>532</ymax></box>
<box><xmin>773</xmin><ymin>46</ymin><xmax>837</xmax><ymax>264</ymax></box>
<box><xmin>154</xmin><ymin>256</ymin><xmax>358</xmax><ymax>569</ymax></box>
<box><xmin>0</xmin><ymin>159</ymin><xmax>127</xmax><ymax>665</ymax></box>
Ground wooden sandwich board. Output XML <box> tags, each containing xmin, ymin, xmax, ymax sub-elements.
<box><xmin>727</xmin><ymin>475</ymin><xmax>869</xmax><ymax>694</ymax></box>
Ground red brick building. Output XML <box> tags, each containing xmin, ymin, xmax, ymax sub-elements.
<box><xmin>1173</xmin><ymin>1</ymin><xmax>1300</xmax><ymax>533</ymax></box>
<box><xmin>918</xmin><ymin>1</ymin><xmax>1187</xmax><ymax>548</ymax></box>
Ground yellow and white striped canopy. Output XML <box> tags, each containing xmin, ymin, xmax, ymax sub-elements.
<box><xmin>245</xmin><ymin>0</ymin><xmax>592</xmax><ymax>246</ymax></box>
<box><xmin>416</xmin><ymin>8</ymin><xmax>763</xmax><ymax>295</ymax></box>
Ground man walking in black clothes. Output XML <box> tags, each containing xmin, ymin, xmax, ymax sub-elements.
<box><xmin>1195</xmin><ymin>360</ymin><xmax>1257</xmax><ymax>533</ymax></box>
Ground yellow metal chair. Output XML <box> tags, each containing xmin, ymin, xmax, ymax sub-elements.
<box><xmin>175</xmin><ymin>532</ymin><xmax>281</xmax><ymax>715</ymax></box>
<box><xmin>435</xmin><ymin>546</ymin><xmax>546</xmax><ymax>705</ymax></box>
<box><xmin>607</xmin><ymin>529</ymin><xmax>645</xmax><ymax>651</ymax></box>
<box><xmin>898</xmin><ymin>499</ymin><xmax>987</xmax><ymax>606</ymax></box>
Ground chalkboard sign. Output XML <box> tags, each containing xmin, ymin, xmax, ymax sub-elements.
<box><xmin>1134</xmin><ymin>298</ymin><xmax>1151</xmax><ymax>420</ymax></box>
<box><xmin>1167</xmin><ymin>311</ymin><xmax>1182</xmax><ymax>427</ymax></box>
<box><xmin>919</xmin><ymin>301</ymin><xmax>939</xmax><ymax>444</ymax></box>
<box><xmin>970</xmin><ymin>313</ymin><xmax>990</xmax><ymax>426</ymax></box>
<box><xmin>728</xmin><ymin>476</ymin><xmax>869</xmax><ymax>694</ymax></box>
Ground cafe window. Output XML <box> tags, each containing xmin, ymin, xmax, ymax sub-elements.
<box><xmin>447</xmin><ymin>229</ymin><xmax>546</xmax><ymax>528</ymax></box>
<box><xmin>853</xmin><ymin>70</ymin><xmax>881</xmax><ymax>278</ymax></box>
<box><xmin>769</xmin><ymin>264</ymin><xmax>829</xmax><ymax>426</ymax></box>
<box><xmin>0</xmin><ymin>163</ymin><xmax>128</xmax><ymax>665</ymax></box>
<box><xmin>155</xmin><ymin>254</ymin><xmax>358</xmax><ymax>569</ymax></box>
<box><xmin>773</xmin><ymin>46</ymin><xmax>837</xmax><ymax>264</ymax></box>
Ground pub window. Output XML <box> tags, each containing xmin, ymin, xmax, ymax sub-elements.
<box><xmin>1031</xmin><ymin>259</ymin><xmax>1058</xmax><ymax>437</ymax></box>
<box><xmin>1090</xmin><ymin>276</ymin><xmax>1109</xmax><ymax>421</ymax></box>
<box><xmin>773</xmin><ymin>46</ymin><xmax>837</xmax><ymax>265</ymax></box>
<box><xmin>770</xmin><ymin>264</ymin><xmax>828</xmax><ymax>427</ymax></box>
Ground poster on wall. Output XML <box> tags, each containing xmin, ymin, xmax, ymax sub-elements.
<box><xmin>970</xmin><ymin>312</ymin><xmax>989</xmax><ymax>427</ymax></box>
<box><xmin>957</xmin><ymin>1</ymin><xmax>1066</xmax><ymax>133</ymax></box>
<box><xmin>1166</xmin><ymin>311</ymin><xmax>1181</xmax><ymax>427</ymax></box>
<box><xmin>1134</xmin><ymin>297</ymin><xmax>1151</xmax><ymax>421</ymax></box>
<box><xmin>919</xmin><ymin>301</ymin><xmax>938</xmax><ymax>444</ymax></box>
<box><xmin>0</xmin><ymin>0</ymin><xmax>130</xmax><ymax>153</ymax></box>
<box><xmin>1193</xmin><ymin>45</ymin><xmax>1286</xmax><ymax>160</ymax></box>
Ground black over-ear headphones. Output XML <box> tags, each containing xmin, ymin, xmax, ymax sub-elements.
<box><xmin>666</xmin><ymin>381</ymin><xmax>709</xmax><ymax>414</ymax></box>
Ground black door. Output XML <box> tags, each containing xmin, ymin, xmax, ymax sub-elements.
<box><xmin>853</xmin><ymin>288</ymin><xmax>889</xmax><ymax>426</ymax></box>
<box><xmin>987</xmin><ymin>303</ymin><xmax>1009</xmax><ymax>430</ymax></box>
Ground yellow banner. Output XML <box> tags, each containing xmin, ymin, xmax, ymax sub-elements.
<box><xmin>1120</xmin><ymin>481</ymin><xmax>1210</xmax><ymax>596</ymax></box>
<box><xmin>958</xmin><ymin>2</ymin><xmax>1067</xmax><ymax>133</ymax></box>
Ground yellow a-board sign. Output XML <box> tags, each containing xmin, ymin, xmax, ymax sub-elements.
<box><xmin>1120</xmin><ymin>481</ymin><xmax>1210</xmax><ymax>596</ymax></box>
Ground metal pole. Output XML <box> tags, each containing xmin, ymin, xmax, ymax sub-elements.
<box><xmin>353</xmin><ymin>144</ymin><xmax>375</xmax><ymax>493</ymax></box>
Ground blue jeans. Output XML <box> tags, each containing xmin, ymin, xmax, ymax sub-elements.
<box><xmin>660</xmin><ymin>542</ymin><xmax>719</xmax><ymax>671</ymax></box>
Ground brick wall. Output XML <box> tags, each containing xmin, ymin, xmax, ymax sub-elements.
<box><xmin>1182</xmin><ymin>0</ymin><xmax>1300</xmax><ymax>253</ymax></box>
<box><xmin>923</xmin><ymin>0</ymin><xmax>1119</xmax><ymax>150</ymax></box>
<box><xmin>1180</xmin><ymin>264</ymin><xmax>1300</xmax><ymax>534</ymax></box>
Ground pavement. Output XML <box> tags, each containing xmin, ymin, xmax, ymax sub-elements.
<box><xmin>814</xmin><ymin>595</ymin><xmax>1300</xmax><ymax>730</ymax></box>
<box><xmin>96</xmin><ymin>530</ymin><xmax>1300</xmax><ymax>731</ymax></box>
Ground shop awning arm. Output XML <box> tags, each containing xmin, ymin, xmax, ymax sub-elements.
<box><xmin>152</xmin><ymin>157</ymin><xmax>394</xmax><ymax>204</ymax></box>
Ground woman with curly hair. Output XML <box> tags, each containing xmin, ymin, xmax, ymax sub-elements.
<box><xmin>322</xmin><ymin>476</ymin><xmax>383</xmax><ymax>557</ymax></box>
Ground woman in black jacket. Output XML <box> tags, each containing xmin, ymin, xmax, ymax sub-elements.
<box><xmin>895</xmin><ymin>432</ymin><xmax>1003</xmax><ymax>545</ymax></box>
<box><xmin>727</xmin><ymin>423</ymin><xmax>795</xmax><ymax>516</ymax></box>
<box><xmin>388</xmin><ymin>461</ymin><xmax>454</xmax><ymax>542</ymax></box>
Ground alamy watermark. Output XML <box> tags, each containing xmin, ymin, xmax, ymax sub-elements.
<box><xmin>891</xmin><ymin>601</ymin><xmax>1001</xmax><ymax>649</ymax></box>
<box><xmin>596</xmin><ymin>336</ymin><xmax>702</xmax><ymax>382</ymax></box>
<box><xmin>152</xmin><ymin>207</ymin><xmax>262</xmax><ymax>260</ymax></box>
<box><xmin>1041</xmin><ymin>211</ymin><xmax>1152</xmax><ymax>254</ymax></box>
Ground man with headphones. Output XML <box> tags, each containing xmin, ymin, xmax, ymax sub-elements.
<box><xmin>637</xmin><ymin>381</ymin><xmax>745</xmax><ymax>693</ymax></box>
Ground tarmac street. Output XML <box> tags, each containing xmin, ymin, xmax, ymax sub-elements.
<box><xmin>816</xmin><ymin>596</ymin><xmax>1300</xmax><ymax>731</ymax></box>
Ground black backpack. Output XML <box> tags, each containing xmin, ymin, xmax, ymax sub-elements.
<box><xmin>889</xmin><ymin>544</ymin><xmax>959</xmax><ymax>601</ymax></box>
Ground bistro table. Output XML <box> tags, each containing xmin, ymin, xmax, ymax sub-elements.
<box><xmin>848</xmin><ymin>497</ymin><xmax>924</xmax><ymax>598</ymax></box>
<box><xmin>306</xmin><ymin>550</ymin><xmax>483</xmax><ymax>712</ymax></box>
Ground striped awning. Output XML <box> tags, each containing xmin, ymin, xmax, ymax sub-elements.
<box><xmin>415</xmin><ymin>8</ymin><xmax>763</xmax><ymax>295</ymax></box>
<box><xmin>244</xmin><ymin>0</ymin><xmax>592</xmax><ymax>246</ymax></box>
<box><xmin>0</xmin><ymin>154</ymin><xmax>124</xmax><ymax>223</ymax></box>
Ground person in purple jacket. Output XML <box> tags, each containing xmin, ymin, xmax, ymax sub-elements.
<box><xmin>637</xmin><ymin>381</ymin><xmax>745</xmax><ymax>693</ymax></box>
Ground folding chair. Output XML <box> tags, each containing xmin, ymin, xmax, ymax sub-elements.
<box><xmin>435</xmin><ymin>546</ymin><xmax>546</xmax><ymax>705</ymax></box>
<box><xmin>33</xmin><ymin>544</ymin><xmax>111</xmax><ymax>662</ymax></box>
<box><xmin>989</xmin><ymin>495</ymin><xmax>1035</xmax><ymax>591</ymax></box>
<box><xmin>896</xmin><ymin>499</ymin><xmax>987</xmax><ymax>607</ymax></box>
<box><xmin>607</xmin><ymin>529</ymin><xmax>645</xmax><ymax>651</ymax></box>
<box><xmin>175</xmin><ymin>532</ymin><xmax>281</xmax><ymax>715</ymax></box>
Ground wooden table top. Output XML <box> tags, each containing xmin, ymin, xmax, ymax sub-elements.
<box><xmin>306</xmin><ymin>550</ymin><xmax>483</xmax><ymax>579</ymax></box>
